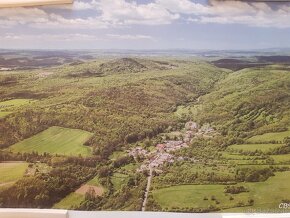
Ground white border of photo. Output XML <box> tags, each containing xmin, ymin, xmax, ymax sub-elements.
<box><xmin>1</xmin><ymin>210</ymin><xmax>290</xmax><ymax>218</ymax></box>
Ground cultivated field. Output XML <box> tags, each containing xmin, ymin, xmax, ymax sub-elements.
<box><xmin>8</xmin><ymin>126</ymin><xmax>93</xmax><ymax>156</ymax></box>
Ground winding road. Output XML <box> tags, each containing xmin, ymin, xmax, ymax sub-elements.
<box><xmin>141</xmin><ymin>167</ymin><xmax>153</xmax><ymax>211</ymax></box>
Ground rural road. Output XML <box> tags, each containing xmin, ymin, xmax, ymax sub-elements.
<box><xmin>141</xmin><ymin>167</ymin><xmax>153</xmax><ymax>211</ymax></box>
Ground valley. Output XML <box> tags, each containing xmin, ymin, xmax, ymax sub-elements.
<box><xmin>0</xmin><ymin>51</ymin><xmax>289</xmax><ymax>212</ymax></box>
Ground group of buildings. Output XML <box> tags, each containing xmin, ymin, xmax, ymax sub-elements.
<box><xmin>128</xmin><ymin>121</ymin><xmax>215</xmax><ymax>173</ymax></box>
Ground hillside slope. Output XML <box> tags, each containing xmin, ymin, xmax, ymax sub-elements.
<box><xmin>197</xmin><ymin>65</ymin><xmax>290</xmax><ymax>138</ymax></box>
<box><xmin>0</xmin><ymin>59</ymin><xmax>227</xmax><ymax>158</ymax></box>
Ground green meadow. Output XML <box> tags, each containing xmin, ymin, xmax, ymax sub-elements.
<box><xmin>111</xmin><ymin>173</ymin><xmax>130</xmax><ymax>190</ymax></box>
<box><xmin>0</xmin><ymin>99</ymin><xmax>36</xmax><ymax>118</ymax></box>
<box><xmin>227</xmin><ymin>143</ymin><xmax>284</xmax><ymax>152</ymax></box>
<box><xmin>248</xmin><ymin>130</ymin><xmax>290</xmax><ymax>143</ymax></box>
<box><xmin>270</xmin><ymin>154</ymin><xmax>290</xmax><ymax>163</ymax></box>
<box><xmin>153</xmin><ymin>172</ymin><xmax>290</xmax><ymax>212</ymax></box>
<box><xmin>53</xmin><ymin>193</ymin><xmax>85</xmax><ymax>209</ymax></box>
<box><xmin>0</xmin><ymin>162</ymin><xmax>28</xmax><ymax>184</ymax></box>
<box><xmin>9</xmin><ymin>126</ymin><xmax>93</xmax><ymax>156</ymax></box>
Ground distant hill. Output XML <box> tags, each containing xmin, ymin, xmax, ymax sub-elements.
<box><xmin>212</xmin><ymin>56</ymin><xmax>290</xmax><ymax>71</ymax></box>
<box><xmin>211</xmin><ymin>58</ymin><xmax>267</xmax><ymax>71</ymax></box>
<box><xmin>97</xmin><ymin>58</ymin><xmax>176</xmax><ymax>74</ymax></box>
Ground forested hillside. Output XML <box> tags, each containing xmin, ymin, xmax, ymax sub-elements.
<box><xmin>198</xmin><ymin>65</ymin><xmax>290</xmax><ymax>138</ymax></box>
<box><xmin>0</xmin><ymin>58</ymin><xmax>227</xmax><ymax>158</ymax></box>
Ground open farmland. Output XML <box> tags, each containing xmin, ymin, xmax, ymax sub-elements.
<box><xmin>0</xmin><ymin>162</ymin><xmax>28</xmax><ymax>185</ymax></box>
<box><xmin>0</xmin><ymin>99</ymin><xmax>36</xmax><ymax>118</ymax></box>
<box><xmin>8</xmin><ymin>126</ymin><xmax>93</xmax><ymax>156</ymax></box>
<box><xmin>152</xmin><ymin>172</ymin><xmax>290</xmax><ymax>212</ymax></box>
<box><xmin>152</xmin><ymin>184</ymin><xmax>249</xmax><ymax>211</ymax></box>
<box><xmin>247</xmin><ymin>130</ymin><xmax>290</xmax><ymax>143</ymax></box>
<box><xmin>270</xmin><ymin>154</ymin><xmax>290</xmax><ymax>163</ymax></box>
<box><xmin>227</xmin><ymin>143</ymin><xmax>284</xmax><ymax>153</ymax></box>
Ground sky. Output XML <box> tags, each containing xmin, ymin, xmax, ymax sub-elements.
<box><xmin>0</xmin><ymin>0</ymin><xmax>290</xmax><ymax>50</ymax></box>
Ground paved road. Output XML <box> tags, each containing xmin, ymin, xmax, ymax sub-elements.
<box><xmin>141</xmin><ymin>167</ymin><xmax>153</xmax><ymax>211</ymax></box>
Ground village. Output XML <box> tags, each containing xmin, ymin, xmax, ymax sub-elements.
<box><xmin>128</xmin><ymin>121</ymin><xmax>216</xmax><ymax>173</ymax></box>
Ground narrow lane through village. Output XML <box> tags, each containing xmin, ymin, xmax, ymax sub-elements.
<box><xmin>141</xmin><ymin>167</ymin><xmax>153</xmax><ymax>211</ymax></box>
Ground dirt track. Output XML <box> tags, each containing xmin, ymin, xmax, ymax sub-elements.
<box><xmin>75</xmin><ymin>185</ymin><xmax>104</xmax><ymax>196</ymax></box>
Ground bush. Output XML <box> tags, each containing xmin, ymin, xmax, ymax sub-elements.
<box><xmin>224</xmin><ymin>185</ymin><xmax>248</xmax><ymax>194</ymax></box>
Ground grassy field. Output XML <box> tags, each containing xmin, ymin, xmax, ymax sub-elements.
<box><xmin>227</xmin><ymin>143</ymin><xmax>284</xmax><ymax>152</ymax></box>
<box><xmin>223</xmin><ymin>171</ymin><xmax>290</xmax><ymax>212</ymax></box>
<box><xmin>220</xmin><ymin>152</ymin><xmax>259</xmax><ymax>160</ymax></box>
<box><xmin>53</xmin><ymin>193</ymin><xmax>85</xmax><ymax>209</ymax></box>
<box><xmin>0</xmin><ymin>99</ymin><xmax>36</xmax><ymax>118</ymax></box>
<box><xmin>153</xmin><ymin>184</ymin><xmax>249</xmax><ymax>210</ymax></box>
<box><xmin>270</xmin><ymin>154</ymin><xmax>290</xmax><ymax>163</ymax></box>
<box><xmin>111</xmin><ymin>173</ymin><xmax>130</xmax><ymax>190</ymax></box>
<box><xmin>153</xmin><ymin>171</ymin><xmax>290</xmax><ymax>211</ymax></box>
<box><xmin>9</xmin><ymin>126</ymin><xmax>93</xmax><ymax>156</ymax></box>
<box><xmin>0</xmin><ymin>162</ymin><xmax>28</xmax><ymax>184</ymax></box>
<box><xmin>248</xmin><ymin>130</ymin><xmax>290</xmax><ymax>143</ymax></box>
<box><xmin>87</xmin><ymin>175</ymin><xmax>101</xmax><ymax>186</ymax></box>
<box><xmin>120</xmin><ymin>163</ymin><xmax>140</xmax><ymax>174</ymax></box>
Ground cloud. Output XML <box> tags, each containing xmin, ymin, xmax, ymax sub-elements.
<box><xmin>0</xmin><ymin>33</ymin><xmax>101</xmax><ymax>42</ymax></box>
<box><xmin>72</xmin><ymin>0</ymin><xmax>97</xmax><ymax>10</ymax></box>
<box><xmin>0</xmin><ymin>7</ymin><xmax>50</xmax><ymax>27</ymax></box>
<box><xmin>0</xmin><ymin>33</ymin><xmax>154</xmax><ymax>43</ymax></box>
<box><xmin>157</xmin><ymin>0</ymin><xmax>290</xmax><ymax>28</ymax></box>
<box><xmin>165</xmin><ymin>0</ymin><xmax>290</xmax><ymax>28</ymax></box>
<box><xmin>0</xmin><ymin>0</ymin><xmax>178</xmax><ymax>29</ymax></box>
<box><xmin>97</xmin><ymin>0</ymin><xmax>179</xmax><ymax>25</ymax></box>
<box><xmin>1</xmin><ymin>0</ymin><xmax>290</xmax><ymax>30</ymax></box>
<box><xmin>156</xmin><ymin>0</ymin><xmax>210</xmax><ymax>15</ymax></box>
<box><xmin>107</xmin><ymin>34</ymin><xmax>154</xmax><ymax>40</ymax></box>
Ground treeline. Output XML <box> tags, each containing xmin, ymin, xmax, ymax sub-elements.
<box><xmin>0</xmin><ymin>151</ymin><xmax>51</xmax><ymax>163</ymax></box>
<box><xmin>154</xmin><ymin>170</ymin><xmax>235</xmax><ymax>187</ymax></box>
<box><xmin>235</xmin><ymin>167</ymin><xmax>274</xmax><ymax>182</ymax></box>
<box><xmin>0</xmin><ymin>151</ymin><xmax>100</xmax><ymax>168</ymax></box>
